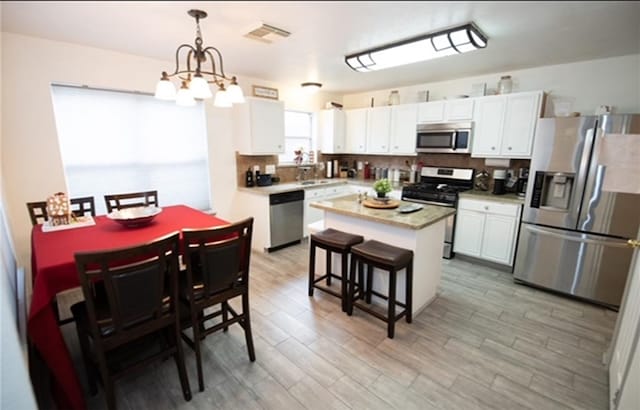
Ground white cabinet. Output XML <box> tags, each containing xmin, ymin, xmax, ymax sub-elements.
<box><xmin>390</xmin><ymin>104</ymin><xmax>418</xmax><ymax>154</ymax></box>
<box><xmin>366</xmin><ymin>106</ymin><xmax>392</xmax><ymax>153</ymax></box>
<box><xmin>233</xmin><ymin>97</ymin><xmax>285</xmax><ymax>155</ymax></box>
<box><xmin>417</xmin><ymin>99</ymin><xmax>473</xmax><ymax>123</ymax></box>
<box><xmin>454</xmin><ymin>197</ymin><xmax>522</xmax><ymax>266</ymax></box>
<box><xmin>417</xmin><ymin>101</ymin><xmax>445</xmax><ymax>122</ymax></box>
<box><xmin>320</xmin><ymin>109</ymin><xmax>346</xmax><ymax>154</ymax></box>
<box><xmin>344</xmin><ymin>105</ymin><xmax>416</xmax><ymax>155</ymax></box>
<box><xmin>345</xmin><ymin>108</ymin><xmax>368</xmax><ymax>153</ymax></box>
<box><xmin>471</xmin><ymin>95</ymin><xmax>505</xmax><ymax>156</ymax></box>
<box><xmin>303</xmin><ymin>184</ymin><xmax>354</xmax><ymax>237</ymax></box>
<box><xmin>445</xmin><ymin>99</ymin><xmax>474</xmax><ymax>121</ymax></box>
<box><xmin>501</xmin><ymin>92</ymin><xmax>542</xmax><ymax>156</ymax></box>
<box><xmin>471</xmin><ymin>91</ymin><xmax>542</xmax><ymax>158</ymax></box>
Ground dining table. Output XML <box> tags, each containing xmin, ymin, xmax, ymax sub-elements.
<box><xmin>28</xmin><ymin>204</ymin><xmax>230</xmax><ymax>410</ymax></box>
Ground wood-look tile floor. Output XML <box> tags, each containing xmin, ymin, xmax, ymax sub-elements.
<box><xmin>58</xmin><ymin>241</ymin><xmax>617</xmax><ymax>409</ymax></box>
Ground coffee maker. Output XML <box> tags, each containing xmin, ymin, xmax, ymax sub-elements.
<box><xmin>516</xmin><ymin>168</ymin><xmax>529</xmax><ymax>197</ymax></box>
<box><xmin>492</xmin><ymin>169</ymin><xmax>506</xmax><ymax>195</ymax></box>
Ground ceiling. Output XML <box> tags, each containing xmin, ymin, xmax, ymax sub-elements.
<box><xmin>2</xmin><ymin>1</ymin><xmax>639</xmax><ymax>94</ymax></box>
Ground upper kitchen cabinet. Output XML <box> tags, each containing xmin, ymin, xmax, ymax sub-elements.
<box><xmin>345</xmin><ymin>108</ymin><xmax>368</xmax><ymax>153</ymax></box>
<box><xmin>389</xmin><ymin>103</ymin><xmax>418</xmax><ymax>154</ymax></box>
<box><xmin>471</xmin><ymin>91</ymin><xmax>543</xmax><ymax>158</ymax></box>
<box><xmin>445</xmin><ymin>98</ymin><xmax>475</xmax><ymax>121</ymax></box>
<box><xmin>366</xmin><ymin>106</ymin><xmax>392</xmax><ymax>153</ymax></box>
<box><xmin>319</xmin><ymin>109</ymin><xmax>346</xmax><ymax>154</ymax></box>
<box><xmin>417</xmin><ymin>99</ymin><xmax>474</xmax><ymax>123</ymax></box>
<box><xmin>417</xmin><ymin>101</ymin><xmax>445</xmax><ymax>122</ymax></box>
<box><xmin>233</xmin><ymin>97</ymin><xmax>285</xmax><ymax>155</ymax></box>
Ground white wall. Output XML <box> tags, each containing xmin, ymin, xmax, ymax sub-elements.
<box><xmin>0</xmin><ymin>32</ymin><xmax>339</xmax><ymax>283</ymax></box>
<box><xmin>0</xmin><ymin>19</ymin><xmax>38</xmax><ymax>410</ymax></box>
<box><xmin>343</xmin><ymin>54</ymin><xmax>640</xmax><ymax>115</ymax></box>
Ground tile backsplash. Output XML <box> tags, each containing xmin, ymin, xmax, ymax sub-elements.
<box><xmin>236</xmin><ymin>151</ymin><xmax>530</xmax><ymax>190</ymax></box>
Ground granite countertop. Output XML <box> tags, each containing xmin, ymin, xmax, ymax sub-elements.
<box><xmin>237</xmin><ymin>178</ymin><xmax>407</xmax><ymax>196</ymax></box>
<box><xmin>237</xmin><ymin>180</ymin><xmax>347</xmax><ymax>195</ymax></box>
<box><xmin>310</xmin><ymin>194</ymin><xmax>456</xmax><ymax>230</ymax></box>
<box><xmin>459</xmin><ymin>190</ymin><xmax>525</xmax><ymax>205</ymax></box>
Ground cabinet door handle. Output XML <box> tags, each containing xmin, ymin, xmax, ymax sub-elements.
<box><xmin>491</xmin><ymin>146</ymin><xmax>496</xmax><ymax>150</ymax></box>
<box><xmin>484</xmin><ymin>206</ymin><xmax>489</xmax><ymax>210</ymax></box>
<box><xmin>508</xmin><ymin>146</ymin><xmax>512</xmax><ymax>150</ymax></box>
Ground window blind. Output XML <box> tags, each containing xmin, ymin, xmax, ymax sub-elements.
<box><xmin>50</xmin><ymin>85</ymin><xmax>211</xmax><ymax>215</ymax></box>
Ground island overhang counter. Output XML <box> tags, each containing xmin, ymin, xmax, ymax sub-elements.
<box><xmin>310</xmin><ymin>194</ymin><xmax>455</xmax><ymax>316</ymax></box>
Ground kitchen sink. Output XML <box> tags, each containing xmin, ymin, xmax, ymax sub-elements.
<box><xmin>299</xmin><ymin>180</ymin><xmax>331</xmax><ymax>186</ymax></box>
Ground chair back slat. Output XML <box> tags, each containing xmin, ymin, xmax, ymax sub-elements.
<box><xmin>28</xmin><ymin>196</ymin><xmax>96</xmax><ymax>225</ymax></box>
<box><xmin>70</xmin><ymin>196</ymin><xmax>96</xmax><ymax>217</ymax></box>
<box><xmin>75</xmin><ymin>232</ymin><xmax>179</xmax><ymax>349</ymax></box>
<box><xmin>26</xmin><ymin>201</ymin><xmax>48</xmax><ymax>225</ymax></box>
<box><xmin>104</xmin><ymin>190</ymin><xmax>158</xmax><ymax>213</ymax></box>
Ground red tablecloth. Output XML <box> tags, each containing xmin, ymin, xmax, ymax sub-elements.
<box><xmin>28</xmin><ymin>205</ymin><xmax>229</xmax><ymax>410</ymax></box>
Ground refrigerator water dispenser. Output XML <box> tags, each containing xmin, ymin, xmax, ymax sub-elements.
<box><xmin>530</xmin><ymin>171</ymin><xmax>574</xmax><ymax>210</ymax></box>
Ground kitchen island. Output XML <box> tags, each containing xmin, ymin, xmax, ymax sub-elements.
<box><xmin>310</xmin><ymin>194</ymin><xmax>455</xmax><ymax>315</ymax></box>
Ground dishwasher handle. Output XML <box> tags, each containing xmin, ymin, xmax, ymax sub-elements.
<box><xmin>270</xmin><ymin>190</ymin><xmax>305</xmax><ymax>205</ymax></box>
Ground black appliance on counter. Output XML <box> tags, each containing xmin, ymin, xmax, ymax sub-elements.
<box><xmin>256</xmin><ymin>174</ymin><xmax>272</xmax><ymax>187</ymax></box>
<box><xmin>516</xmin><ymin>168</ymin><xmax>529</xmax><ymax>197</ymax></box>
<box><xmin>401</xmin><ymin>167</ymin><xmax>475</xmax><ymax>259</ymax></box>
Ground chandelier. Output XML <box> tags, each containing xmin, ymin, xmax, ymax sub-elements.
<box><xmin>154</xmin><ymin>9</ymin><xmax>245</xmax><ymax>107</ymax></box>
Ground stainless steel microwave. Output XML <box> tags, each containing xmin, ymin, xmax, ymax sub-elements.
<box><xmin>416</xmin><ymin>122</ymin><xmax>473</xmax><ymax>154</ymax></box>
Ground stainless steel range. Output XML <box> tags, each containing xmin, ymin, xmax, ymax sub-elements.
<box><xmin>402</xmin><ymin>167</ymin><xmax>475</xmax><ymax>259</ymax></box>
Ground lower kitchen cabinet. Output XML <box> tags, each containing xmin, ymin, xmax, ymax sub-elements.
<box><xmin>303</xmin><ymin>184</ymin><xmax>355</xmax><ymax>237</ymax></box>
<box><xmin>454</xmin><ymin>197</ymin><xmax>522</xmax><ymax>266</ymax></box>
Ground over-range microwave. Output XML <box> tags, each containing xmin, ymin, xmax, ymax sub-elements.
<box><xmin>416</xmin><ymin>122</ymin><xmax>473</xmax><ymax>154</ymax></box>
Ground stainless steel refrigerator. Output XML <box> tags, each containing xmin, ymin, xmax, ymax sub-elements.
<box><xmin>514</xmin><ymin>114</ymin><xmax>640</xmax><ymax>309</ymax></box>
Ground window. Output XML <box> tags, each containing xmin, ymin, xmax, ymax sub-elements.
<box><xmin>50</xmin><ymin>85</ymin><xmax>210</xmax><ymax>215</ymax></box>
<box><xmin>278</xmin><ymin>110</ymin><xmax>314</xmax><ymax>165</ymax></box>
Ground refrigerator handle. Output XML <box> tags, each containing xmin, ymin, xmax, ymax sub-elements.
<box><xmin>579</xmin><ymin>164</ymin><xmax>605</xmax><ymax>231</ymax></box>
<box><xmin>525</xmin><ymin>224</ymin><xmax>630</xmax><ymax>248</ymax></box>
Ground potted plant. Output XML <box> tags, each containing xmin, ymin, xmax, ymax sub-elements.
<box><xmin>373</xmin><ymin>178</ymin><xmax>392</xmax><ymax>199</ymax></box>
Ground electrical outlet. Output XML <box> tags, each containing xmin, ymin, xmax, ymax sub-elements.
<box><xmin>265</xmin><ymin>164</ymin><xmax>276</xmax><ymax>174</ymax></box>
<box><xmin>253</xmin><ymin>165</ymin><xmax>260</xmax><ymax>172</ymax></box>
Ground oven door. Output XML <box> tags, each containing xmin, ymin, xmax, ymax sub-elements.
<box><xmin>402</xmin><ymin>196</ymin><xmax>456</xmax><ymax>259</ymax></box>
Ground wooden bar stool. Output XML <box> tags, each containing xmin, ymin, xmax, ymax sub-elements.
<box><xmin>347</xmin><ymin>240</ymin><xmax>413</xmax><ymax>338</ymax></box>
<box><xmin>308</xmin><ymin>228</ymin><xmax>364</xmax><ymax>312</ymax></box>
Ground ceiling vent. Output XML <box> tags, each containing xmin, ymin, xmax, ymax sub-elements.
<box><xmin>244</xmin><ymin>23</ymin><xmax>291</xmax><ymax>44</ymax></box>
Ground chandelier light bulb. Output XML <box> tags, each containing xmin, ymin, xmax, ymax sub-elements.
<box><xmin>176</xmin><ymin>81</ymin><xmax>196</xmax><ymax>106</ymax></box>
<box><xmin>189</xmin><ymin>74</ymin><xmax>213</xmax><ymax>99</ymax></box>
<box><xmin>214</xmin><ymin>85</ymin><xmax>232</xmax><ymax>108</ymax></box>
<box><xmin>227</xmin><ymin>77</ymin><xmax>245</xmax><ymax>104</ymax></box>
<box><xmin>154</xmin><ymin>73</ymin><xmax>177</xmax><ymax>100</ymax></box>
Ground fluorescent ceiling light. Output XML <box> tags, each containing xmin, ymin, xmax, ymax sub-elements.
<box><xmin>345</xmin><ymin>22</ymin><xmax>488</xmax><ymax>72</ymax></box>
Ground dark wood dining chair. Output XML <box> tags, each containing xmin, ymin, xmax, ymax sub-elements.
<box><xmin>70</xmin><ymin>232</ymin><xmax>191</xmax><ymax>409</ymax></box>
<box><xmin>180</xmin><ymin>217</ymin><xmax>255</xmax><ymax>392</ymax></box>
<box><xmin>104</xmin><ymin>190</ymin><xmax>158</xmax><ymax>213</ymax></box>
<box><xmin>70</xmin><ymin>196</ymin><xmax>96</xmax><ymax>217</ymax></box>
<box><xmin>26</xmin><ymin>201</ymin><xmax>48</xmax><ymax>225</ymax></box>
<box><xmin>27</xmin><ymin>197</ymin><xmax>96</xmax><ymax>225</ymax></box>
<box><xmin>27</xmin><ymin>196</ymin><xmax>96</xmax><ymax>326</ymax></box>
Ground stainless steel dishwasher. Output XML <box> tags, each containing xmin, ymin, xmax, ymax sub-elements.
<box><xmin>269</xmin><ymin>190</ymin><xmax>304</xmax><ymax>251</ymax></box>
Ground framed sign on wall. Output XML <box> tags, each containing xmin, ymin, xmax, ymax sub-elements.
<box><xmin>252</xmin><ymin>85</ymin><xmax>279</xmax><ymax>100</ymax></box>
